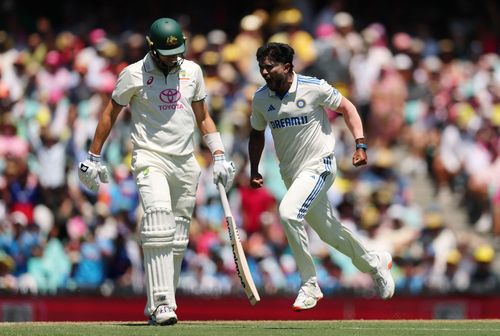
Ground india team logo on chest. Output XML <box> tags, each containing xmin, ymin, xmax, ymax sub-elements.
<box><xmin>296</xmin><ymin>99</ymin><xmax>306</xmax><ymax>108</ymax></box>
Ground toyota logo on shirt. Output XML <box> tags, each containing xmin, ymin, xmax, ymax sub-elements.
<box><xmin>159</xmin><ymin>89</ymin><xmax>181</xmax><ymax>103</ymax></box>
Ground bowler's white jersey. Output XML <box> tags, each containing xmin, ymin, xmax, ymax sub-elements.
<box><xmin>112</xmin><ymin>54</ymin><xmax>206</xmax><ymax>156</ymax></box>
<box><xmin>251</xmin><ymin>73</ymin><xmax>342</xmax><ymax>178</ymax></box>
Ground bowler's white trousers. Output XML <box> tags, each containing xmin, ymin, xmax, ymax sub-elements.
<box><xmin>279</xmin><ymin>154</ymin><xmax>378</xmax><ymax>283</ymax></box>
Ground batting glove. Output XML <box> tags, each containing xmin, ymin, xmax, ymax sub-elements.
<box><xmin>213</xmin><ymin>154</ymin><xmax>235</xmax><ymax>192</ymax></box>
<box><xmin>78</xmin><ymin>152</ymin><xmax>110</xmax><ymax>192</ymax></box>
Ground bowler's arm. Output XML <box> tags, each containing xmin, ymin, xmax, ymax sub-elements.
<box><xmin>248</xmin><ymin>129</ymin><xmax>265</xmax><ymax>188</ymax></box>
<box><xmin>336</xmin><ymin>96</ymin><xmax>364</xmax><ymax>140</ymax></box>
<box><xmin>336</xmin><ymin>96</ymin><xmax>368</xmax><ymax>166</ymax></box>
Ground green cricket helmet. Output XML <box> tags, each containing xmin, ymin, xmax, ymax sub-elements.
<box><xmin>147</xmin><ymin>18</ymin><xmax>185</xmax><ymax>56</ymax></box>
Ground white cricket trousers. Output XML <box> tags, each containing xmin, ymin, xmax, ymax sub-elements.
<box><xmin>279</xmin><ymin>154</ymin><xmax>378</xmax><ymax>283</ymax></box>
<box><xmin>132</xmin><ymin>148</ymin><xmax>200</xmax><ymax>314</ymax></box>
<box><xmin>132</xmin><ymin>149</ymin><xmax>201</xmax><ymax>219</ymax></box>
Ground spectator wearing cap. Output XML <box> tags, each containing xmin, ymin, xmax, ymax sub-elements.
<box><xmin>420</xmin><ymin>210</ymin><xmax>457</xmax><ymax>287</ymax></box>
<box><xmin>308</xmin><ymin>22</ymin><xmax>352</xmax><ymax>93</ymax></box>
<box><xmin>358</xmin><ymin>148</ymin><xmax>407</xmax><ymax>200</ymax></box>
<box><xmin>3</xmin><ymin>155</ymin><xmax>41</xmax><ymax>225</ymax></box>
<box><xmin>463</xmin><ymin>123</ymin><xmax>500</xmax><ymax>232</ymax></box>
<box><xmin>368</xmin><ymin>54</ymin><xmax>408</xmax><ymax>147</ymax></box>
<box><xmin>432</xmin><ymin>100</ymin><xmax>476</xmax><ymax>206</ymax></box>
<box><xmin>234</xmin><ymin>11</ymin><xmax>265</xmax><ymax>83</ymax></box>
<box><xmin>1</xmin><ymin>49</ymin><xmax>30</xmax><ymax>103</ymax></box>
<box><xmin>331</xmin><ymin>12</ymin><xmax>364</xmax><ymax>69</ymax></box>
<box><xmin>426</xmin><ymin>248</ymin><xmax>470</xmax><ymax>293</ymax></box>
<box><xmin>378</xmin><ymin>204</ymin><xmax>420</xmax><ymax>257</ymax></box>
<box><xmin>72</xmin><ymin>227</ymin><xmax>105</xmax><ymax>289</ymax></box>
<box><xmin>393</xmin><ymin>250</ymin><xmax>425</xmax><ymax>295</ymax></box>
<box><xmin>269</xmin><ymin>8</ymin><xmax>317</xmax><ymax>72</ymax></box>
<box><xmin>4</xmin><ymin>211</ymin><xmax>41</xmax><ymax>276</ymax></box>
<box><xmin>32</xmin><ymin>127</ymin><xmax>67</xmax><ymax>211</ymax></box>
<box><xmin>357</xmin><ymin>205</ymin><xmax>387</xmax><ymax>252</ymax></box>
<box><xmin>36</xmin><ymin>50</ymin><xmax>72</xmax><ymax>106</ymax></box>
<box><xmin>468</xmin><ymin>244</ymin><xmax>500</xmax><ymax>294</ymax></box>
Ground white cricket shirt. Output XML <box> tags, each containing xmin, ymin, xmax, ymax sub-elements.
<box><xmin>251</xmin><ymin>72</ymin><xmax>342</xmax><ymax>178</ymax></box>
<box><xmin>112</xmin><ymin>54</ymin><xmax>206</xmax><ymax>156</ymax></box>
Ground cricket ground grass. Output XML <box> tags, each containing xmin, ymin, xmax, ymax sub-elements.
<box><xmin>1</xmin><ymin>320</ymin><xmax>500</xmax><ymax>336</ymax></box>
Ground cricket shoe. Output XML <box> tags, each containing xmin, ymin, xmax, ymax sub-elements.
<box><xmin>292</xmin><ymin>277</ymin><xmax>324</xmax><ymax>311</ymax></box>
<box><xmin>149</xmin><ymin>305</ymin><xmax>178</xmax><ymax>326</ymax></box>
<box><xmin>370</xmin><ymin>252</ymin><xmax>395</xmax><ymax>299</ymax></box>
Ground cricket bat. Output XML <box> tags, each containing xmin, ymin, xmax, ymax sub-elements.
<box><xmin>218</xmin><ymin>182</ymin><xmax>260</xmax><ymax>305</ymax></box>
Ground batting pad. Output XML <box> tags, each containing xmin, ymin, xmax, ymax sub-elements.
<box><xmin>141</xmin><ymin>208</ymin><xmax>176</xmax><ymax>315</ymax></box>
<box><xmin>173</xmin><ymin>216</ymin><xmax>190</xmax><ymax>290</ymax></box>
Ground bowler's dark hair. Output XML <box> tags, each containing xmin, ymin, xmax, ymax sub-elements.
<box><xmin>256</xmin><ymin>42</ymin><xmax>294</xmax><ymax>67</ymax></box>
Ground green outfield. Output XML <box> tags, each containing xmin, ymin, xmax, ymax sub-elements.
<box><xmin>1</xmin><ymin>320</ymin><xmax>500</xmax><ymax>336</ymax></box>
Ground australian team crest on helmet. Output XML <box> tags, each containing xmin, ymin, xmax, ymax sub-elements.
<box><xmin>165</xmin><ymin>35</ymin><xmax>178</xmax><ymax>47</ymax></box>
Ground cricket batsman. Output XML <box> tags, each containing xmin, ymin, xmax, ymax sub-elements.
<box><xmin>248</xmin><ymin>42</ymin><xmax>395</xmax><ymax>311</ymax></box>
<box><xmin>78</xmin><ymin>18</ymin><xmax>235</xmax><ymax>325</ymax></box>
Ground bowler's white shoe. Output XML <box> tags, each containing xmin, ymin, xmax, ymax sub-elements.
<box><xmin>371</xmin><ymin>252</ymin><xmax>395</xmax><ymax>299</ymax></box>
<box><xmin>149</xmin><ymin>305</ymin><xmax>178</xmax><ymax>326</ymax></box>
<box><xmin>292</xmin><ymin>278</ymin><xmax>324</xmax><ymax>311</ymax></box>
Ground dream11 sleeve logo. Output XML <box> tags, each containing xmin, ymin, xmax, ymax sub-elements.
<box><xmin>158</xmin><ymin>88</ymin><xmax>184</xmax><ymax>110</ymax></box>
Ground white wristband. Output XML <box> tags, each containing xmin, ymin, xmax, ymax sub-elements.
<box><xmin>203</xmin><ymin>132</ymin><xmax>225</xmax><ymax>154</ymax></box>
<box><xmin>214</xmin><ymin>154</ymin><xmax>225</xmax><ymax>162</ymax></box>
<box><xmin>88</xmin><ymin>152</ymin><xmax>101</xmax><ymax>163</ymax></box>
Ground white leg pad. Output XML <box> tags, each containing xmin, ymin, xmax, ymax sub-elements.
<box><xmin>173</xmin><ymin>216</ymin><xmax>190</xmax><ymax>290</ymax></box>
<box><xmin>141</xmin><ymin>207</ymin><xmax>176</xmax><ymax>316</ymax></box>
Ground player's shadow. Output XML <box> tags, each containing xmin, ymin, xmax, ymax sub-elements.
<box><xmin>117</xmin><ymin>322</ymin><xmax>150</xmax><ymax>327</ymax></box>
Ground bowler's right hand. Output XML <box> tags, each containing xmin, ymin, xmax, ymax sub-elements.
<box><xmin>78</xmin><ymin>152</ymin><xmax>109</xmax><ymax>192</ymax></box>
<box><xmin>250</xmin><ymin>172</ymin><xmax>264</xmax><ymax>189</ymax></box>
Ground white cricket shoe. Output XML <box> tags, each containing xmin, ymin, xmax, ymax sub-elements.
<box><xmin>292</xmin><ymin>278</ymin><xmax>324</xmax><ymax>311</ymax></box>
<box><xmin>149</xmin><ymin>305</ymin><xmax>178</xmax><ymax>326</ymax></box>
<box><xmin>371</xmin><ymin>252</ymin><xmax>395</xmax><ymax>299</ymax></box>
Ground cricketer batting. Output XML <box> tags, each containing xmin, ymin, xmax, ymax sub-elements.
<box><xmin>248</xmin><ymin>42</ymin><xmax>395</xmax><ymax>311</ymax></box>
<box><xmin>78</xmin><ymin>18</ymin><xmax>235</xmax><ymax>325</ymax></box>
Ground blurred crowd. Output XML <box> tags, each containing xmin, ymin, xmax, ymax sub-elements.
<box><xmin>1</xmin><ymin>1</ymin><xmax>500</xmax><ymax>298</ymax></box>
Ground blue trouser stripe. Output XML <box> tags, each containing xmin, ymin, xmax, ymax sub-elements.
<box><xmin>297</xmin><ymin>156</ymin><xmax>332</xmax><ymax>219</ymax></box>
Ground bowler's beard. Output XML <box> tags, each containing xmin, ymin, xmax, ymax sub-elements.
<box><xmin>268</xmin><ymin>76</ymin><xmax>287</xmax><ymax>95</ymax></box>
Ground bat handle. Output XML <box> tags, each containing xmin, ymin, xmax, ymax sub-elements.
<box><xmin>218</xmin><ymin>182</ymin><xmax>232</xmax><ymax>216</ymax></box>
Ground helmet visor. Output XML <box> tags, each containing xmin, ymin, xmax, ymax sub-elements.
<box><xmin>156</xmin><ymin>43</ymin><xmax>185</xmax><ymax>56</ymax></box>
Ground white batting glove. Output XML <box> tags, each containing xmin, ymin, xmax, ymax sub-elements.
<box><xmin>213</xmin><ymin>154</ymin><xmax>235</xmax><ymax>192</ymax></box>
<box><xmin>78</xmin><ymin>152</ymin><xmax>109</xmax><ymax>193</ymax></box>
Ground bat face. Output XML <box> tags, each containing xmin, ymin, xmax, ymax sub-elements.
<box><xmin>218</xmin><ymin>182</ymin><xmax>260</xmax><ymax>305</ymax></box>
<box><xmin>226</xmin><ymin>216</ymin><xmax>247</xmax><ymax>289</ymax></box>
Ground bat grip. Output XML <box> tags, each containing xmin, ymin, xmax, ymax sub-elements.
<box><xmin>218</xmin><ymin>182</ymin><xmax>232</xmax><ymax>216</ymax></box>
